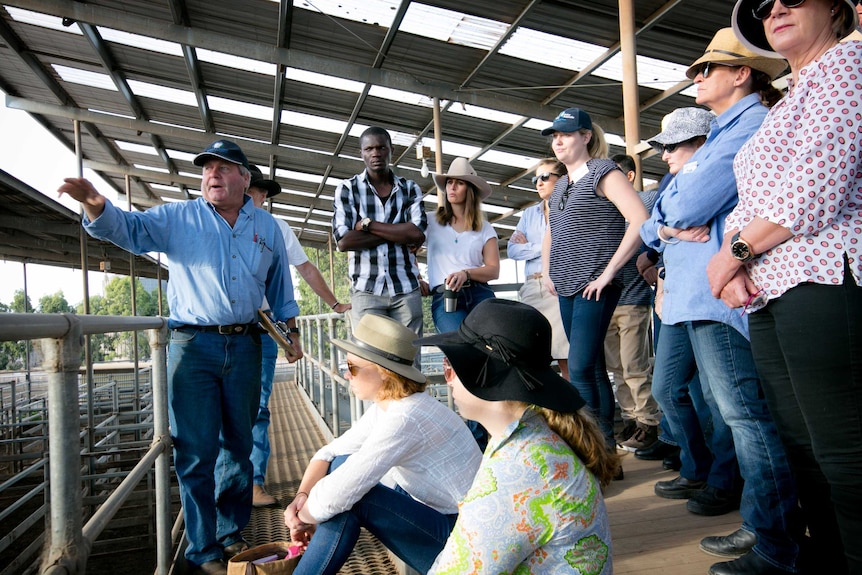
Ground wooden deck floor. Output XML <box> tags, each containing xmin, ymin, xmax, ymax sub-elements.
<box><xmin>253</xmin><ymin>379</ymin><xmax>743</xmax><ymax>575</ymax></box>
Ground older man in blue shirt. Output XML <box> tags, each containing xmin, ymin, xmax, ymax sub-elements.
<box><xmin>59</xmin><ymin>139</ymin><xmax>300</xmax><ymax>575</ymax></box>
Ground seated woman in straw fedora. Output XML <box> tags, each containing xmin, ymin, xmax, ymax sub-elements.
<box><xmin>283</xmin><ymin>313</ymin><xmax>482</xmax><ymax>575</ymax></box>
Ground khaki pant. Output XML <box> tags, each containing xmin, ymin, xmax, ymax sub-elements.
<box><xmin>604</xmin><ymin>304</ymin><xmax>660</xmax><ymax>426</ymax></box>
<box><xmin>518</xmin><ymin>276</ymin><xmax>569</xmax><ymax>360</ymax></box>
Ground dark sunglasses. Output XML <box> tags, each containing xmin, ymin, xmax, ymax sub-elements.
<box><xmin>753</xmin><ymin>0</ymin><xmax>807</xmax><ymax>20</ymax></box>
<box><xmin>531</xmin><ymin>172</ymin><xmax>561</xmax><ymax>185</ymax></box>
<box><xmin>346</xmin><ymin>361</ymin><xmax>369</xmax><ymax>377</ymax></box>
<box><xmin>655</xmin><ymin>141</ymin><xmax>687</xmax><ymax>154</ymax></box>
<box><xmin>697</xmin><ymin>61</ymin><xmax>739</xmax><ymax>79</ymax></box>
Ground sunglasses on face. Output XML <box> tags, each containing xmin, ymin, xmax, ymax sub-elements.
<box><xmin>531</xmin><ymin>172</ymin><xmax>561</xmax><ymax>185</ymax></box>
<box><xmin>697</xmin><ymin>61</ymin><xmax>739</xmax><ymax>79</ymax></box>
<box><xmin>656</xmin><ymin>141</ymin><xmax>686</xmax><ymax>154</ymax></box>
<box><xmin>752</xmin><ymin>0</ymin><xmax>807</xmax><ymax>20</ymax></box>
<box><xmin>346</xmin><ymin>361</ymin><xmax>370</xmax><ymax>377</ymax></box>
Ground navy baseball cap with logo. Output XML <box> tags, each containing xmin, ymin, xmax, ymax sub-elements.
<box><xmin>193</xmin><ymin>139</ymin><xmax>250</xmax><ymax>170</ymax></box>
<box><xmin>540</xmin><ymin>107</ymin><xmax>593</xmax><ymax>136</ymax></box>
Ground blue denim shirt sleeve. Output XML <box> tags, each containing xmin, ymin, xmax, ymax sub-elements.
<box><xmin>84</xmin><ymin>196</ymin><xmax>299</xmax><ymax>325</ymax></box>
<box><xmin>506</xmin><ymin>204</ymin><xmax>544</xmax><ymax>276</ymax></box>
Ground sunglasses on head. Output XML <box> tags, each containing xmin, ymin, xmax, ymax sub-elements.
<box><xmin>752</xmin><ymin>0</ymin><xmax>807</xmax><ymax>20</ymax></box>
<box><xmin>531</xmin><ymin>172</ymin><xmax>561</xmax><ymax>185</ymax></box>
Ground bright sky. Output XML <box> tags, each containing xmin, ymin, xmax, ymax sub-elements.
<box><xmin>0</xmin><ymin>93</ymin><xmax>121</xmax><ymax>308</ymax></box>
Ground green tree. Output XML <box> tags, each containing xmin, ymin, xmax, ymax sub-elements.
<box><xmin>38</xmin><ymin>291</ymin><xmax>74</xmax><ymax>314</ymax></box>
<box><xmin>1</xmin><ymin>291</ymin><xmax>31</xmax><ymax>370</ymax></box>
<box><xmin>79</xmin><ymin>277</ymin><xmax>165</xmax><ymax>361</ymax></box>
<box><xmin>295</xmin><ymin>246</ymin><xmax>351</xmax><ymax>317</ymax></box>
<box><xmin>10</xmin><ymin>289</ymin><xmax>33</xmax><ymax>313</ymax></box>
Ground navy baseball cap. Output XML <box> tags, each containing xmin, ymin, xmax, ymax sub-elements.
<box><xmin>540</xmin><ymin>107</ymin><xmax>593</xmax><ymax>136</ymax></box>
<box><xmin>193</xmin><ymin>139</ymin><xmax>250</xmax><ymax>170</ymax></box>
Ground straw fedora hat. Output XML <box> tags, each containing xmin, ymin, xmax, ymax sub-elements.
<box><xmin>433</xmin><ymin>157</ymin><xmax>493</xmax><ymax>200</ymax></box>
<box><xmin>733</xmin><ymin>0</ymin><xmax>860</xmax><ymax>58</ymax></box>
<box><xmin>416</xmin><ymin>299</ymin><xmax>586</xmax><ymax>413</ymax></box>
<box><xmin>331</xmin><ymin>314</ymin><xmax>426</xmax><ymax>384</ymax></box>
<box><xmin>685</xmin><ymin>27</ymin><xmax>788</xmax><ymax>80</ymax></box>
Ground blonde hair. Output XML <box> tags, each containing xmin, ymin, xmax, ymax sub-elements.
<box><xmin>435</xmin><ymin>180</ymin><xmax>484</xmax><ymax>231</ymax></box>
<box><xmin>375</xmin><ymin>366</ymin><xmax>427</xmax><ymax>401</ymax></box>
<box><xmin>585</xmin><ymin>124</ymin><xmax>610</xmax><ymax>159</ymax></box>
<box><xmin>533</xmin><ymin>406</ymin><xmax>621</xmax><ymax>488</ymax></box>
<box><xmin>537</xmin><ymin>157</ymin><xmax>565</xmax><ymax>175</ymax></box>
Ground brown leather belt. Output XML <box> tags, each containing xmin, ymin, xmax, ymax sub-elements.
<box><xmin>527</xmin><ymin>272</ymin><xmax>543</xmax><ymax>280</ymax></box>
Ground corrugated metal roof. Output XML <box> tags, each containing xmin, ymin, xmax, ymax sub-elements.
<box><xmin>0</xmin><ymin>0</ymin><xmax>757</xmax><ymax>256</ymax></box>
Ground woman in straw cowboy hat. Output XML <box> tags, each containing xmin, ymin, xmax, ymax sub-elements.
<box><xmin>640</xmin><ymin>28</ymin><xmax>800</xmax><ymax>575</ymax></box>
<box><xmin>422</xmin><ymin>156</ymin><xmax>500</xmax><ymax>335</ymax></box>
<box><xmin>708</xmin><ymin>1</ymin><xmax>862</xmax><ymax>572</ymax></box>
<box><xmin>418</xmin><ymin>299</ymin><xmax>618</xmax><ymax>574</ymax></box>
<box><xmin>283</xmin><ymin>313</ymin><xmax>481</xmax><ymax>575</ymax></box>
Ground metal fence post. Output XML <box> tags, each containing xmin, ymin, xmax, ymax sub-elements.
<box><xmin>149</xmin><ymin>325</ymin><xmax>171</xmax><ymax>575</ymax></box>
<box><xmin>40</xmin><ymin>316</ymin><xmax>85</xmax><ymax>574</ymax></box>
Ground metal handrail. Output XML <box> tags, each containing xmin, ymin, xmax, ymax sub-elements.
<box><xmin>0</xmin><ymin>313</ymin><xmax>170</xmax><ymax>575</ymax></box>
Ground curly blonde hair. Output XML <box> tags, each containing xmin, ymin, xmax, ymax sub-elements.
<box><xmin>533</xmin><ymin>406</ymin><xmax>621</xmax><ymax>488</ymax></box>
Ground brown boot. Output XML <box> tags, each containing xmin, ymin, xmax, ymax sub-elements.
<box><xmin>252</xmin><ymin>484</ymin><xmax>277</xmax><ymax>507</ymax></box>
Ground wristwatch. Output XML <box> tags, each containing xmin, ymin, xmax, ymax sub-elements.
<box><xmin>360</xmin><ymin>217</ymin><xmax>373</xmax><ymax>232</ymax></box>
<box><xmin>730</xmin><ymin>232</ymin><xmax>756</xmax><ymax>263</ymax></box>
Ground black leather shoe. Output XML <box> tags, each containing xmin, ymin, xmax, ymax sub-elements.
<box><xmin>708</xmin><ymin>551</ymin><xmax>793</xmax><ymax>575</ymax></box>
<box><xmin>192</xmin><ymin>560</ymin><xmax>227</xmax><ymax>575</ymax></box>
<box><xmin>700</xmin><ymin>529</ymin><xmax>758</xmax><ymax>558</ymax></box>
<box><xmin>654</xmin><ymin>475</ymin><xmax>706</xmax><ymax>499</ymax></box>
<box><xmin>662</xmin><ymin>452</ymin><xmax>682</xmax><ymax>471</ymax></box>
<box><xmin>635</xmin><ymin>440</ymin><xmax>680</xmax><ymax>461</ymax></box>
<box><xmin>223</xmin><ymin>539</ymin><xmax>250</xmax><ymax>559</ymax></box>
<box><xmin>687</xmin><ymin>485</ymin><xmax>741</xmax><ymax>516</ymax></box>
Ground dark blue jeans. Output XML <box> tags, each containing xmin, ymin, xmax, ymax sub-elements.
<box><xmin>251</xmin><ymin>335</ymin><xmax>278</xmax><ymax>485</ymax></box>
<box><xmin>559</xmin><ymin>285</ymin><xmax>621</xmax><ymax>449</ymax></box>
<box><xmin>294</xmin><ymin>456</ymin><xmax>458</xmax><ymax>575</ymax></box>
<box><xmin>431</xmin><ymin>283</ymin><xmax>496</xmax><ymax>334</ymax></box>
<box><xmin>688</xmin><ymin>320</ymin><xmax>800</xmax><ymax>571</ymax></box>
<box><xmin>167</xmin><ymin>328</ymin><xmax>262</xmax><ymax>566</ymax></box>
<box><xmin>749</xmin><ymin>270</ymin><xmax>862</xmax><ymax>574</ymax></box>
<box><xmin>652</xmin><ymin>322</ymin><xmax>737</xmax><ymax>488</ymax></box>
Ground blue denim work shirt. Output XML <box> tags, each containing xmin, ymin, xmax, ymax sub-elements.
<box><xmin>640</xmin><ymin>93</ymin><xmax>769</xmax><ymax>338</ymax></box>
<box><xmin>84</xmin><ymin>195</ymin><xmax>299</xmax><ymax>325</ymax></box>
<box><xmin>507</xmin><ymin>202</ymin><xmax>545</xmax><ymax>277</ymax></box>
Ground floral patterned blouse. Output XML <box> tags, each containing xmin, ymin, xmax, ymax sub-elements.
<box><xmin>727</xmin><ymin>40</ymin><xmax>862</xmax><ymax>309</ymax></box>
<box><xmin>429</xmin><ymin>409</ymin><xmax>612</xmax><ymax>574</ymax></box>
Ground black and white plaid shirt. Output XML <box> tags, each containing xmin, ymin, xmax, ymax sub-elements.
<box><xmin>332</xmin><ymin>169</ymin><xmax>427</xmax><ymax>296</ymax></box>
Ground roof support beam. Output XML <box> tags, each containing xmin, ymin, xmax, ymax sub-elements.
<box><xmin>9</xmin><ymin>0</ymin><xmax>591</xmax><ymax>127</ymax></box>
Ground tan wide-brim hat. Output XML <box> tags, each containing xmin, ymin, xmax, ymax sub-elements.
<box><xmin>733</xmin><ymin>0</ymin><xmax>859</xmax><ymax>58</ymax></box>
<box><xmin>433</xmin><ymin>157</ymin><xmax>493</xmax><ymax>200</ymax></box>
<box><xmin>331</xmin><ymin>313</ymin><xmax>426</xmax><ymax>384</ymax></box>
<box><xmin>686</xmin><ymin>27</ymin><xmax>788</xmax><ymax>80</ymax></box>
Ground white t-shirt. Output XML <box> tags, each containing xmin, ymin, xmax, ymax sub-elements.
<box><xmin>275</xmin><ymin>218</ymin><xmax>309</xmax><ymax>267</ymax></box>
<box><xmin>425</xmin><ymin>213</ymin><xmax>497</xmax><ymax>289</ymax></box>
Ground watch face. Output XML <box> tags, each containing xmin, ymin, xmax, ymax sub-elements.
<box><xmin>731</xmin><ymin>241</ymin><xmax>751</xmax><ymax>261</ymax></box>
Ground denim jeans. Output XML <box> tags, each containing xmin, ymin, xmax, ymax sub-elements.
<box><xmin>687</xmin><ymin>320</ymin><xmax>800</xmax><ymax>571</ymax></box>
<box><xmin>167</xmin><ymin>328</ymin><xmax>262</xmax><ymax>566</ymax></box>
<box><xmin>431</xmin><ymin>283</ymin><xmax>496</xmax><ymax>334</ymax></box>
<box><xmin>559</xmin><ymin>285</ymin><xmax>621</xmax><ymax>449</ymax></box>
<box><xmin>294</xmin><ymin>456</ymin><xmax>457</xmax><ymax>575</ymax></box>
<box><xmin>748</xmin><ymin>269</ymin><xmax>862</xmax><ymax>574</ymax></box>
<box><xmin>251</xmin><ymin>335</ymin><xmax>278</xmax><ymax>485</ymax></box>
<box><xmin>653</xmin><ymin>322</ymin><xmax>737</xmax><ymax>488</ymax></box>
<box><xmin>653</xmin><ymin>313</ymin><xmax>678</xmax><ymax>447</ymax></box>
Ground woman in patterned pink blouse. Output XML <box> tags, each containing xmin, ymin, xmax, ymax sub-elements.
<box><xmin>708</xmin><ymin>1</ymin><xmax>861</xmax><ymax>571</ymax></box>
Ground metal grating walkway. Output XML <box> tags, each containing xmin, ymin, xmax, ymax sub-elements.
<box><xmin>242</xmin><ymin>377</ymin><xmax>398</xmax><ymax>575</ymax></box>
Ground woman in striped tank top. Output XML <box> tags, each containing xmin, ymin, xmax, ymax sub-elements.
<box><xmin>540</xmin><ymin>107</ymin><xmax>649</xmax><ymax>454</ymax></box>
